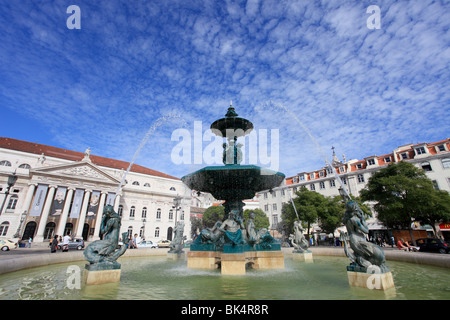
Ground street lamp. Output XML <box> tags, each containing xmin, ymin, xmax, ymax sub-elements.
<box><xmin>0</xmin><ymin>172</ymin><xmax>18</xmax><ymax>216</ymax></box>
<box><xmin>172</xmin><ymin>196</ymin><xmax>182</xmax><ymax>224</ymax></box>
<box><xmin>14</xmin><ymin>210</ymin><xmax>27</xmax><ymax>238</ymax></box>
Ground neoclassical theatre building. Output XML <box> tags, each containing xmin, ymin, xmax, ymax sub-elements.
<box><xmin>0</xmin><ymin>137</ymin><xmax>191</xmax><ymax>243</ymax></box>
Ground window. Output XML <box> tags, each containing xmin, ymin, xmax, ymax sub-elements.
<box><xmin>292</xmin><ymin>177</ymin><xmax>299</xmax><ymax>183</ymax></box>
<box><xmin>432</xmin><ymin>180</ymin><xmax>439</xmax><ymax>190</ymax></box>
<box><xmin>156</xmin><ymin>208</ymin><xmax>161</xmax><ymax>220</ymax></box>
<box><xmin>415</xmin><ymin>147</ymin><xmax>426</xmax><ymax>155</ymax></box>
<box><xmin>272</xmin><ymin>215</ymin><xmax>278</xmax><ymax>228</ymax></box>
<box><xmin>180</xmin><ymin>211</ymin><xmax>185</xmax><ymax>220</ymax></box>
<box><xmin>442</xmin><ymin>158</ymin><xmax>450</xmax><ymax>169</ymax></box>
<box><xmin>142</xmin><ymin>207</ymin><xmax>147</xmax><ymax>218</ymax></box>
<box><xmin>271</xmin><ymin>191</ymin><xmax>276</xmax><ymax>197</ymax></box>
<box><xmin>319</xmin><ymin>181</ymin><xmax>325</xmax><ymax>189</ymax></box>
<box><xmin>170</xmin><ymin>187</ymin><xmax>176</xmax><ymax>191</ymax></box>
<box><xmin>437</xmin><ymin>145</ymin><xmax>446</xmax><ymax>152</ymax></box>
<box><xmin>264</xmin><ymin>204</ymin><xmax>269</xmax><ymax>211</ymax></box>
<box><xmin>401</xmin><ymin>153</ymin><xmax>408</xmax><ymax>160</ymax></box>
<box><xmin>130</xmin><ymin>206</ymin><xmax>135</xmax><ymax>218</ymax></box>
<box><xmin>118</xmin><ymin>205</ymin><xmax>123</xmax><ymax>217</ymax></box>
<box><xmin>357</xmin><ymin>174</ymin><xmax>365</xmax><ymax>183</ymax></box>
<box><xmin>6</xmin><ymin>196</ymin><xmax>18</xmax><ymax>210</ymax></box>
<box><xmin>132</xmin><ymin>181</ymin><xmax>140</xmax><ymax>186</ymax></box>
<box><xmin>299</xmin><ymin>174</ymin><xmax>305</xmax><ymax>181</ymax></box>
<box><xmin>326</xmin><ymin>167</ymin><xmax>333</xmax><ymax>174</ymax></box>
<box><xmin>144</xmin><ymin>183</ymin><xmax>151</xmax><ymax>187</ymax></box>
<box><xmin>421</xmin><ymin>162</ymin><xmax>432</xmax><ymax>171</ymax></box>
<box><xmin>309</xmin><ymin>173</ymin><xmax>315</xmax><ymax>180</ymax></box>
<box><xmin>330</xmin><ymin>180</ymin><xmax>336</xmax><ymax>187</ymax></box>
<box><xmin>127</xmin><ymin>226</ymin><xmax>133</xmax><ymax>238</ymax></box>
<box><xmin>356</xmin><ymin>164</ymin><xmax>363</xmax><ymax>169</ymax></box>
<box><xmin>0</xmin><ymin>222</ymin><xmax>9</xmax><ymax>236</ymax></box>
<box><xmin>293</xmin><ymin>187</ymin><xmax>297</xmax><ymax>192</ymax></box>
<box><xmin>0</xmin><ymin>160</ymin><xmax>11</xmax><ymax>167</ymax></box>
<box><xmin>339</xmin><ymin>167</ymin><xmax>345</xmax><ymax>173</ymax></box>
<box><xmin>341</xmin><ymin>177</ymin><xmax>347</xmax><ymax>185</ymax></box>
<box><xmin>264</xmin><ymin>193</ymin><xmax>268</xmax><ymax>199</ymax></box>
<box><xmin>319</xmin><ymin>171</ymin><xmax>324</xmax><ymax>177</ymax></box>
<box><xmin>169</xmin><ymin>209</ymin><xmax>174</xmax><ymax>220</ymax></box>
<box><xmin>281</xmin><ymin>189</ymin><xmax>285</xmax><ymax>196</ymax></box>
<box><xmin>272</xmin><ymin>204</ymin><xmax>277</xmax><ymax>211</ymax></box>
<box><xmin>139</xmin><ymin>226</ymin><xmax>145</xmax><ymax>238</ymax></box>
<box><xmin>367</xmin><ymin>159</ymin><xmax>375</xmax><ymax>165</ymax></box>
<box><xmin>155</xmin><ymin>227</ymin><xmax>160</xmax><ymax>237</ymax></box>
<box><xmin>384</xmin><ymin>157</ymin><xmax>391</xmax><ymax>163</ymax></box>
<box><xmin>19</xmin><ymin>163</ymin><xmax>31</xmax><ymax>169</ymax></box>
<box><xmin>310</xmin><ymin>184</ymin><xmax>315</xmax><ymax>191</ymax></box>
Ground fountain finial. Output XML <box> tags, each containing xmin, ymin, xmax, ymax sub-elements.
<box><xmin>225</xmin><ymin>101</ymin><xmax>238</xmax><ymax>118</ymax></box>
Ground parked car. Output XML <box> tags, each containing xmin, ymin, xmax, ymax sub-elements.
<box><xmin>57</xmin><ymin>238</ymin><xmax>85</xmax><ymax>250</ymax></box>
<box><xmin>137</xmin><ymin>240</ymin><xmax>158</xmax><ymax>248</ymax></box>
<box><xmin>416</xmin><ymin>238</ymin><xmax>449</xmax><ymax>254</ymax></box>
<box><xmin>158</xmin><ymin>240</ymin><xmax>171</xmax><ymax>248</ymax></box>
<box><xmin>0</xmin><ymin>238</ymin><xmax>17</xmax><ymax>251</ymax></box>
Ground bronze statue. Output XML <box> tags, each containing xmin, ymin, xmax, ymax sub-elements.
<box><xmin>290</xmin><ymin>220</ymin><xmax>311</xmax><ymax>253</ymax></box>
<box><xmin>340</xmin><ymin>200</ymin><xmax>389</xmax><ymax>273</ymax></box>
<box><xmin>84</xmin><ymin>205</ymin><xmax>127</xmax><ymax>270</ymax></box>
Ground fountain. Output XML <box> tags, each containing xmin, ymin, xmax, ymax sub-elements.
<box><xmin>182</xmin><ymin>104</ymin><xmax>286</xmax><ymax>275</ymax></box>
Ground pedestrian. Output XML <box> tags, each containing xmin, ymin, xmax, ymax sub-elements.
<box><xmin>62</xmin><ymin>233</ymin><xmax>71</xmax><ymax>252</ymax></box>
<box><xmin>50</xmin><ymin>235</ymin><xmax>58</xmax><ymax>253</ymax></box>
<box><xmin>27</xmin><ymin>237</ymin><xmax>32</xmax><ymax>248</ymax></box>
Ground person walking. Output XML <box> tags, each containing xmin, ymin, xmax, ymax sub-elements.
<box><xmin>50</xmin><ymin>235</ymin><xmax>58</xmax><ymax>253</ymax></box>
<box><xmin>27</xmin><ymin>237</ymin><xmax>32</xmax><ymax>248</ymax></box>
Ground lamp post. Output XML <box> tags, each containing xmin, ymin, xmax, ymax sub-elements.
<box><xmin>0</xmin><ymin>172</ymin><xmax>18</xmax><ymax>216</ymax></box>
<box><xmin>172</xmin><ymin>196</ymin><xmax>182</xmax><ymax>225</ymax></box>
<box><xmin>14</xmin><ymin>210</ymin><xmax>27</xmax><ymax>238</ymax></box>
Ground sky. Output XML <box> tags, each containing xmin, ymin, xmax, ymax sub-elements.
<box><xmin>0</xmin><ymin>0</ymin><xmax>449</xmax><ymax>179</ymax></box>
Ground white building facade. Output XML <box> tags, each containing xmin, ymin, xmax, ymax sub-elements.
<box><xmin>0</xmin><ymin>137</ymin><xmax>191</xmax><ymax>243</ymax></box>
<box><xmin>258</xmin><ymin>139</ymin><xmax>450</xmax><ymax>238</ymax></box>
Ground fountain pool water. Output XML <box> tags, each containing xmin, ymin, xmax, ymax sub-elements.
<box><xmin>0</xmin><ymin>255</ymin><xmax>448</xmax><ymax>300</ymax></box>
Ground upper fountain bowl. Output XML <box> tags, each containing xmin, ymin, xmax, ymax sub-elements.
<box><xmin>181</xmin><ymin>164</ymin><xmax>285</xmax><ymax>200</ymax></box>
<box><xmin>210</xmin><ymin>105</ymin><xmax>254</xmax><ymax>138</ymax></box>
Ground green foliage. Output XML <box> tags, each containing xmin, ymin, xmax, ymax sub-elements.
<box><xmin>243</xmin><ymin>208</ymin><xmax>270</xmax><ymax>229</ymax></box>
<box><xmin>360</xmin><ymin>161</ymin><xmax>450</xmax><ymax>231</ymax></box>
<box><xmin>202</xmin><ymin>205</ymin><xmax>225</xmax><ymax>228</ymax></box>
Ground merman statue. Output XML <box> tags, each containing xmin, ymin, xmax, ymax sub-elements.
<box><xmin>84</xmin><ymin>205</ymin><xmax>127</xmax><ymax>270</ymax></box>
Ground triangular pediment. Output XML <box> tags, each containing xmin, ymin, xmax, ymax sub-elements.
<box><xmin>32</xmin><ymin>161</ymin><xmax>121</xmax><ymax>184</ymax></box>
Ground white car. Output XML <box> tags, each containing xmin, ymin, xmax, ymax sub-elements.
<box><xmin>137</xmin><ymin>240</ymin><xmax>158</xmax><ymax>248</ymax></box>
<box><xmin>0</xmin><ymin>239</ymin><xmax>17</xmax><ymax>251</ymax></box>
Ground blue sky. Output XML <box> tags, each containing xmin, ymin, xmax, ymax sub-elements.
<box><xmin>0</xmin><ymin>0</ymin><xmax>449</xmax><ymax>179</ymax></box>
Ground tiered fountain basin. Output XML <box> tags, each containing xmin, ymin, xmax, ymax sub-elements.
<box><xmin>182</xmin><ymin>165</ymin><xmax>285</xmax><ymax>275</ymax></box>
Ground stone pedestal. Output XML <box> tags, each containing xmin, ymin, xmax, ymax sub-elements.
<box><xmin>83</xmin><ymin>264</ymin><xmax>121</xmax><ymax>285</ymax></box>
<box><xmin>187</xmin><ymin>245</ymin><xmax>285</xmax><ymax>275</ymax></box>
<box><xmin>347</xmin><ymin>271</ymin><xmax>395</xmax><ymax>291</ymax></box>
<box><xmin>167</xmin><ymin>251</ymin><xmax>185</xmax><ymax>260</ymax></box>
<box><xmin>187</xmin><ymin>251</ymin><xmax>220</xmax><ymax>269</ymax></box>
<box><xmin>292</xmin><ymin>251</ymin><xmax>313</xmax><ymax>262</ymax></box>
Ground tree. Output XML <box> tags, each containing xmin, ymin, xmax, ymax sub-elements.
<box><xmin>243</xmin><ymin>208</ymin><xmax>270</xmax><ymax>229</ymax></box>
<box><xmin>317</xmin><ymin>196</ymin><xmax>344</xmax><ymax>237</ymax></box>
<box><xmin>201</xmin><ymin>205</ymin><xmax>225</xmax><ymax>228</ymax></box>
<box><xmin>281</xmin><ymin>187</ymin><xmax>328</xmax><ymax>237</ymax></box>
<box><xmin>360</xmin><ymin>161</ymin><xmax>450</xmax><ymax>244</ymax></box>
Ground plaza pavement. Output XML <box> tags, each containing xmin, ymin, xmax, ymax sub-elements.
<box><xmin>0</xmin><ymin>243</ymin><xmax>448</xmax><ymax>275</ymax></box>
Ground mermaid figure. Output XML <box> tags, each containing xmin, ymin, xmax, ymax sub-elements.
<box><xmin>84</xmin><ymin>205</ymin><xmax>127</xmax><ymax>269</ymax></box>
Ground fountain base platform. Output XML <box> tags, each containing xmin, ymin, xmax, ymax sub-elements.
<box><xmin>167</xmin><ymin>251</ymin><xmax>185</xmax><ymax>260</ymax></box>
<box><xmin>188</xmin><ymin>244</ymin><xmax>284</xmax><ymax>275</ymax></box>
<box><xmin>83</xmin><ymin>264</ymin><xmax>121</xmax><ymax>285</ymax></box>
<box><xmin>347</xmin><ymin>271</ymin><xmax>395</xmax><ymax>291</ymax></box>
<box><xmin>292</xmin><ymin>251</ymin><xmax>313</xmax><ymax>262</ymax></box>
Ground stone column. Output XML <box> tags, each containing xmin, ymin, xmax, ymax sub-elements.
<box><xmin>22</xmin><ymin>183</ymin><xmax>37</xmax><ymax>214</ymax></box>
<box><xmin>56</xmin><ymin>187</ymin><xmax>75</xmax><ymax>237</ymax></box>
<box><xmin>92</xmin><ymin>191</ymin><xmax>107</xmax><ymax>241</ymax></box>
<box><xmin>34</xmin><ymin>185</ymin><xmax>57</xmax><ymax>242</ymax></box>
<box><xmin>75</xmin><ymin>189</ymin><xmax>92</xmax><ymax>238</ymax></box>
